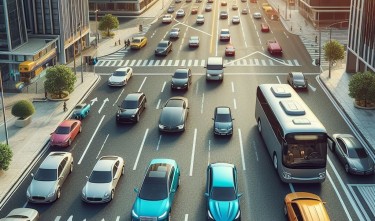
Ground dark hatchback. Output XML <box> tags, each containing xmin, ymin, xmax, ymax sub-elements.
<box><xmin>171</xmin><ymin>68</ymin><xmax>192</xmax><ymax>90</ymax></box>
<box><xmin>116</xmin><ymin>92</ymin><xmax>146</xmax><ymax>124</ymax></box>
<box><xmin>212</xmin><ymin>106</ymin><xmax>234</xmax><ymax>136</ymax></box>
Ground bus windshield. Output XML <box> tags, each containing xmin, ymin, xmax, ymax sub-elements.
<box><xmin>283</xmin><ymin>133</ymin><xmax>327</xmax><ymax>169</ymax></box>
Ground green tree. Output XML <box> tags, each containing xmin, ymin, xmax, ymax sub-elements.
<box><xmin>11</xmin><ymin>100</ymin><xmax>35</xmax><ymax>119</ymax></box>
<box><xmin>0</xmin><ymin>143</ymin><xmax>13</xmax><ymax>171</ymax></box>
<box><xmin>348</xmin><ymin>71</ymin><xmax>375</xmax><ymax>107</ymax></box>
<box><xmin>98</xmin><ymin>14</ymin><xmax>119</xmax><ymax>37</ymax></box>
<box><xmin>323</xmin><ymin>39</ymin><xmax>345</xmax><ymax>78</ymax></box>
<box><xmin>44</xmin><ymin>65</ymin><xmax>76</xmax><ymax>99</ymax></box>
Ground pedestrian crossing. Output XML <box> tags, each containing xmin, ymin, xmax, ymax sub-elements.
<box><xmin>99</xmin><ymin>47</ymin><xmax>129</xmax><ymax>60</ymax></box>
<box><xmin>299</xmin><ymin>35</ymin><xmax>329</xmax><ymax>66</ymax></box>
<box><xmin>95</xmin><ymin>58</ymin><xmax>301</xmax><ymax>67</ymax></box>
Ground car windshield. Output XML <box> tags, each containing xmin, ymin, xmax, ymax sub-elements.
<box><xmin>122</xmin><ymin>100</ymin><xmax>138</xmax><ymax>109</ymax></box>
<box><xmin>348</xmin><ymin>147</ymin><xmax>368</xmax><ymax>158</ymax></box>
<box><xmin>139</xmin><ymin>177</ymin><xmax>168</xmax><ymax>200</ymax></box>
<box><xmin>158</xmin><ymin>42</ymin><xmax>168</xmax><ymax>47</ymax></box>
<box><xmin>165</xmin><ymin>99</ymin><xmax>184</xmax><ymax>107</ymax></box>
<box><xmin>207</xmin><ymin>64</ymin><xmax>223</xmax><ymax>70</ymax></box>
<box><xmin>221</xmin><ymin>30</ymin><xmax>229</xmax><ymax>34</ymax></box>
<box><xmin>211</xmin><ymin>187</ymin><xmax>236</xmax><ymax>201</ymax></box>
<box><xmin>171</xmin><ymin>28</ymin><xmax>179</xmax><ymax>32</ymax></box>
<box><xmin>75</xmin><ymin>105</ymin><xmax>84</xmax><ymax>109</ymax></box>
<box><xmin>190</xmin><ymin>36</ymin><xmax>199</xmax><ymax>40</ymax></box>
<box><xmin>113</xmin><ymin>71</ymin><xmax>126</xmax><ymax>77</ymax></box>
<box><xmin>34</xmin><ymin>168</ymin><xmax>57</xmax><ymax>181</ymax></box>
<box><xmin>173</xmin><ymin>71</ymin><xmax>188</xmax><ymax>79</ymax></box>
<box><xmin>293</xmin><ymin>73</ymin><xmax>304</xmax><ymax>80</ymax></box>
<box><xmin>89</xmin><ymin>171</ymin><xmax>112</xmax><ymax>183</ymax></box>
<box><xmin>55</xmin><ymin>126</ymin><xmax>70</xmax><ymax>134</ymax></box>
<box><xmin>216</xmin><ymin>113</ymin><xmax>231</xmax><ymax>122</ymax></box>
<box><xmin>133</xmin><ymin>39</ymin><xmax>141</xmax><ymax>43</ymax></box>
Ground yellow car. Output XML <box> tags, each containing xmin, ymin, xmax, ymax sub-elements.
<box><xmin>284</xmin><ymin>192</ymin><xmax>330</xmax><ymax>221</ymax></box>
<box><xmin>130</xmin><ymin>36</ymin><xmax>147</xmax><ymax>49</ymax></box>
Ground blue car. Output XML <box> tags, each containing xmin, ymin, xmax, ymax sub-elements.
<box><xmin>205</xmin><ymin>163</ymin><xmax>242</xmax><ymax>221</ymax></box>
<box><xmin>71</xmin><ymin>103</ymin><xmax>91</xmax><ymax>120</ymax></box>
<box><xmin>132</xmin><ymin>159</ymin><xmax>180</xmax><ymax>221</ymax></box>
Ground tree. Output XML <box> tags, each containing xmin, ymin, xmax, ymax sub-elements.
<box><xmin>11</xmin><ymin>100</ymin><xmax>35</xmax><ymax>119</ymax></box>
<box><xmin>323</xmin><ymin>39</ymin><xmax>345</xmax><ymax>78</ymax></box>
<box><xmin>348</xmin><ymin>71</ymin><xmax>375</xmax><ymax>107</ymax></box>
<box><xmin>98</xmin><ymin>14</ymin><xmax>119</xmax><ymax>37</ymax></box>
<box><xmin>0</xmin><ymin>143</ymin><xmax>13</xmax><ymax>171</ymax></box>
<box><xmin>44</xmin><ymin>65</ymin><xmax>76</xmax><ymax>99</ymax></box>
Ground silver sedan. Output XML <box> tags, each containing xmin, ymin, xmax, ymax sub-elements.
<box><xmin>108</xmin><ymin>67</ymin><xmax>133</xmax><ymax>86</ymax></box>
<box><xmin>0</xmin><ymin>208</ymin><xmax>39</xmax><ymax>221</ymax></box>
<box><xmin>82</xmin><ymin>156</ymin><xmax>125</xmax><ymax>203</ymax></box>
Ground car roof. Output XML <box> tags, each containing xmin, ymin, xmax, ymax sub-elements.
<box><xmin>59</xmin><ymin>119</ymin><xmax>79</xmax><ymax>127</ymax></box>
<box><xmin>40</xmin><ymin>152</ymin><xmax>70</xmax><ymax>169</ymax></box>
<box><xmin>125</xmin><ymin>92</ymin><xmax>143</xmax><ymax>101</ymax></box>
<box><xmin>160</xmin><ymin>40</ymin><xmax>170</xmax><ymax>44</ymax></box>
<box><xmin>93</xmin><ymin>156</ymin><xmax>120</xmax><ymax>171</ymax></box>
<box><xmin>216</xmin><ymin>106</ymin><xmax>231</xmax><ymax>114</ymax></box>
<box><xmin>211</xmin><ymin>163</ymin><xmax>235</xmax><ymax>187</ymax></box>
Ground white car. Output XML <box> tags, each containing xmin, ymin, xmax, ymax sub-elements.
<box><xmin>176</xmin><ymin>9</ymin><xmax>185</xmax><ymax>17</ymax></box>
<box><xmin>82</xmin><ymin>156</ymin><xmax>125</xmax><ymax>203</ymax></box>
<box><xmin>232</xmin><ymin>15</ymin><xmax>240</xmax><ymax>24</ymax></box>
<box><xmin>196</xmin><ymin>14</ymin><xmax>205</xmax><ymax>24</ymax></box>
<box><xmin>108</xmin><ymin>67</ymin><xmax>133</xmax><ymax>86</ymax></box>
<box><xmin>0</xmin><ymin>208</ymin><xmax>39</xmax><ymax>221</ymax></box>
<box><xmin>253</xmin><ymin>12</ymin><xmax>262</xmax><ymax>19</ymax></box>
<box><xmin>219</xmin><ymin>29</ymin><xmax>230</xmax><ymax>41</ymax></box>
<box><xmin>241</xmin><ymin>8</ymin><xmax>248</xmax><ymax>14</ymax></box>
<box><xmin>162</xmin><ymin>14</ymin><xmax>173</xmax><ymax>23</ymax></box>
<box><xmin>189</xmin><ymin>36</ymin><xmax>200</xmax><ymax>47</ymax></box>
<box><xmin>169</xmin><ymin>28</ymin><xmax>181</xmax><ymax>38</ymax></box>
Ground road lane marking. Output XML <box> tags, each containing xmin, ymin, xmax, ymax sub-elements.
<box><xmin>231</xmin><ymin>81</ymin><xmax>235</xmax><ymax>92</ymax></box>
<box><xmin>233</xmin><ymin>98</ymin><xmax>237</xmax><ymax>110</ymax></box>
<box><xmin>348</xmin><ymin>185</ymin><xmax>373</xmax><ymax>221</ymax></box>
<box><xmin>156</xmin><ymin>99</ymin><xmax>161</xmax><ymax>109</ymax></box>
<box><xmin>96</xmin><ymin>134</ymin><xmax>109</xmax><ymax>159</ymax></box>
<box><xmin>189</xmin><ymin>128</ymin><xmax>197</xmax><ymax>176</ymax></box>
<box><xmin>201</xmin><ymin>93</ymin><xmax>205</xmax><ymax>114</ymax></box>
<box><xmin>138</xmin><ymin>76</ymin><xmax>147</xmax><ymax>92</ymax></box>
<box><xmin>133</xmin><ymin>129</ymin><xmax>149</xmax><ymax>170</ymax></box>
<box><xmin>156</xmin><ymin>135</ymin><xmax>162</xmax><ymax>150</ymax></box>
<box><xmin>184</xmin><ymin>214</ymin><xmax>189</xmax><ymax>221</ymax></box>
<box><xmin>54</xmin><ymin>216</ymin><xmax>61</xmax><ymax>221</ymax></box>
<box><xmin>78</xmin><ymin>115</ymin><xmax>106</xmax><ymax>164</ymax></box>
<box><xmin>116</xmin><ymin>216</ymin><xmax>120</xmax><ymax>221</ymax></box>
<box><xmin>195</xmin><ymin>82</ymin><xmax>199</xmax><ymax>95</ymax></box>
<box><xmin>113</xmin><ymin>89</ymin><xmax>125</xmax><ymax>106</ymax></box>
<box><xmin>98</xmin><ymin>98</ymin><xmax>109</xmax><ymax>114</ymax></box>
<box><xmin>161</xmin><ymin>81</ymin><xmax>166</xmax><ymax>92</ymax></box>
<box><xmin>67</xmin><ymin>215</ymin><xmax>73</xmax><ymax>221</ymax></box>
<box><xmin>238</xmin><ymin>129</ymin><xmax>246</xmax><ymax>170</ymax></box>
<box><xmin>276</xmin><ymin>75</ymin><xmax>282</xmax><ymax>84</ymax></box>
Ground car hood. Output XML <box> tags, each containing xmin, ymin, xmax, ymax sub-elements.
<box><xmin>172</xmin><ymin>78</ymin><xmax>188</xmax><ymax>86</ymax></box>
<box><xmin>51</xmin><ymin>133</ymin><xmax>69</xmax><ymax>143</ymax></box>
<box><xmin>348</xmin><ymin>157</ymin><xmax>374</xmax><ymax>171</ymax></box>
<box><xmin>133</xmin><ymin>197</ymin><xmax>170</xmax><ymax>218</ymax></box>
<box><xmin>28</xmin><ymin>180</ymin><xmax>56</xmax><ymax>196</ymax></box>
<box><xmin>160</xmin><ymin>108</ymin><xmax>184</xmax><ymax>126</ymax></box>
<box><xmin>109</xmin><ymin>76</ymin><xmax>125</xmax><ymax>83</ymax></box>
<box><xmin>209</xmin><ymin>199</ymin><xmax>239</xmax><ymax>221</ymax></box>
<box><xmin>214</xmin><ymin>122</ymin><xmax>232</xmax><ymax>130</ymax></box>
<box><xmin>82</xmin><ymin>182</ymin><xmax>111</xmax><ymax>197</ymax></box>
<box><xmin>118</xmin><ymin>108</ymin><xmax>137</xmax><ymax>116</ymax></box>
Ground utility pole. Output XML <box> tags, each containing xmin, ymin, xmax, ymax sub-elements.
<box><xmin>328</xmin><ymin>28</ymin><xmax>332</xmax><ymax>78</ymax></box>
<box><xmin>0</xmin><ymin>68</ymin><xmax>9</xmax><ymax>145</ymax></box>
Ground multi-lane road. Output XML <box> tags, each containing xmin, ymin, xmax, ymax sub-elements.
<box><xmin>1</xmin><ymin>1</ymin><xmax>375</xmax><ymax>221</ymax></box>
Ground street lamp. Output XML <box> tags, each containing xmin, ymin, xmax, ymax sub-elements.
<box><xmin>95</xmin><ymin>8</ymin><xmax>99</xmax><ymax>47</ymax></box>
<box><xmin>0</xmin><ymin>68</ymin><xmax>9</xmax><ymax>145</ymax></box>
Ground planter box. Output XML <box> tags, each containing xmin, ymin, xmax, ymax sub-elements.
<box><xmin>14</xmin><ymin>116</ymin><xmax>32</xmax><ymax>127</ymax></box>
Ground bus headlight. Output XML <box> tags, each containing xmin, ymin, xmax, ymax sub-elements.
<box><xmin>319</xmin><ymin>172</ymin><xmax>326</xmax><ymax>179</ymax></box>
<box><xmin>282</xmin><ymin>172</ymin><xmax>291</xmax><ymax>179</ymax></box>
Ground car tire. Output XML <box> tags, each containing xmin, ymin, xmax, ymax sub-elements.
<box><xmin>345</xmin><ymin>164</ymin><xmax>350</xmax><ymax>173</ymax></box>
<box><xmin>122</xmin><ymin>165</ymin><xmax>125</xmax><ymax>175</ymax></box>
<box><xmin>56</xmin><ymin>188</ymin><xmax>61</xmax><ymax>200</ymax></box>
<box><xmin>273</xmin><ymin>154</ymin><xmax>278</xmax><ymax>170</ymax></box>
<box><xmin>257</xmin><ymin>119</ymin><xmax>262</xmax><ymax>133</ymax></box>
<box><xmin>70</xmin><ymin>163</ymin><xmax>73</xmax><ymax>173</ymax></box>
<box><xmin>110</xmin><ymin>190</ymin><xmax>115</xmax><ymax>201</ymax></box>
<box><xmin>136</xmin><ymin>114</ymin><xmax>140</xmax><ymax>122</ymax></box>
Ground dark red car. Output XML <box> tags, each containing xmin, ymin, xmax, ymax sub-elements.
<box><xmin>261</xmin><ymin>23</ymin><xmax>270</xmax><ymax>32</ymax></box>
<box><xmin>50</xmin><ymin>120</ymin><xmax>82</xmax><ymax>147</ymax></box>
<box><xmin>225</xmin><ymin>44</ymin><xmax>235</xmax><ymax>56</ymax></box>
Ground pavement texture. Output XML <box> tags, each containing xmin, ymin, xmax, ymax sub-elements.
<box><xmin>0</xmin><ymin>0</ymin><xmax>374</xmax><ymax>209</ymax></box>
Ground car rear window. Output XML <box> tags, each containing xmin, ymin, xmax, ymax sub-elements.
<box><xmin>211</xmin><ymin>187</ymin><xmax>236</xmax><ymax>201</ymax></box>
<box><xmin>89</xmin><ymin>171</ymin><xmax>112</xmax><ymax>183</ymax></box>
<box><xmin>216</xmin><ymin>114</ymin><xmax>231</xmax><ymax>122</ymax></box>
<box><xmin>55</xmin><ymin>126</ymin><xmax>70</xmax><ymax>134</ymax></box>
<box><xmin>165</xmin><ymin>99</ymin><xmax>184</xmax><ymax>107</ymax></box>
<box><xmin>113</xmin><ymin>71</ymin><xmax>126</xmax><ymax>76</ymax></box>
<box><xmin>34</xmin><ymin>168</ymin><xmax>57</xmax><ymax>181</ymax></box>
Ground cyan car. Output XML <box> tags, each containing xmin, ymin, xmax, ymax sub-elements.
<box><xmin>71</xmin><ymin>103</ymin><xmax>91</xmax><ymax>120</ymax></box>
<box><xmin>131</xmin><ymin>159</ymin><xmax>180</xmax><ymax>221</ymax></box>
<box><xmin>205</xmin><ymin>163</ymin><xmax>242</xmax><ymax>221</ymax></box>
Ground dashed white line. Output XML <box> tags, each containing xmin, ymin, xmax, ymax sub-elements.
<box><xmin>238</xmin><ymin>128</ymin><xmax>246</xmax><ymax>170</ymax></box>
<box><xmin>96</xmin><ymin>134</ymin><xmax>109</xmax><ymax>159</ymax></box>
<box><xmin>276</xmin><ymin>75</ymin><xmax>282</xmax><ymax>84</ymax></box>
<box><xmin>138</xmin><ymin>76</ymin><xmax>147</xmax><ymax>92</ymax></box>
<box><xmin>201</xmin><ymin>93</ymin><xmax>205</xmax><ymax>114</ymax></box>
<box><xmin>113</xmin><ymin>89</ymin><xmax>125</xmax><ymax>106</ymax></box>
<box><xmin>252</xmin><ymin>140</ymin><xmax>259</xmax><ymax>161</ymax></box>
<box><xmin>161</xmin><ymin>81</ymin><xmax>166</xmax><ymax>92</ymax></box>
<box><xmin>156</xmin><ymin>99</ymin><xmax>161</xmax><ymax>109</ymax></box>
<box><xmin>189</xmin><ymin>128</ymin><xmax>197</xmax><ymax>176</ymax></box>
<box><xmin>156</xmin><ymin>135</ymin><xmax>162</xmax><ymax>150</ymax></box>
<box><xmin>184</xmin><ymin>214</ymin><xmax>189</xmax><ymax>221</ymax></box>
<box><xmin>133</xmin><ymin>128</ymin><xmax>149</xmax><ymax>170</ymax></box>
<box><xmin>233</xmin><ymin>98</ymin><xmax>237</xmax><ymax>109</ymax></box>
<box><xmin>231</xmin><ymin>81</ymin><xmax>235</xmax><ymax>92</ymax></box>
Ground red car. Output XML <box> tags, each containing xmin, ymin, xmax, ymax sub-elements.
<box><xmin>225</xmin><ymin>44</ymin><xmax>235</xmax><ymax>56</ymax></box>
<box><xmin>267</xmin><ymin>40</ymin><xmax>282</xmax><ymax>55</ymax></box>
<box><xmin>261</xmin><ymin>23</ymin><xmax>270</xmax><ymax>32</ymax></box>
<box><xmin>50</xmin><ymin>120</ymin><xmax>82</xmax><ymax>147</ymax></box>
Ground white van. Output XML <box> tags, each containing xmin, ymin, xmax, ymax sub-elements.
<box><xmin>205</xmin><ymin>57</ymin><xmax>225</xmax><ymax>81</ymax></box>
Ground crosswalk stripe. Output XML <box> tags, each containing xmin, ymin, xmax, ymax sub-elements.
<box><xmin>167</xmin><ymin>60</ymin><xmax>173</xmax><ymax>66</ymax></box>
<box><xmin>130</xmin><ymin>60</ymin><xmax>136</xmax><ymax>66</ymax></box>
<box><xmin>293</xmin><ymin>59</ymin><xmax>300</xmax><ymax>66</ymax></box>
<box><xmin>142</xmin><ymin>60</ymin><xmax>148</xmax><ymax>66</ymax></box>
<box><xmin>136</xmin><ymin>60</ymin><xmax>142</xmax><ymax>66</ymax></box>
<box><xmin>148</xmin><ymin>60</ymin><xmax>154</xmax><ymax>66</ymax></box>
<box><xmin>201</xmin><ymin>60</ymin><xmax>205</xmax><ymax>66</ymax></box>
<box><xmin>161</xmin><ymin>60</ymin><xmax>166</xmax><ymax>66</ymax></box>
<box><xmin>269</xmin><ymin>60</ymin><xmax>274</xmax><ymax>66</ymax></box>
<box><xmin>194</xmin><ymin>60</ymin><xmax>199</xmax><ymax>66</ymax></box>
<box><xmin>155</xmin><ymin>60</ymin><xmax>160</xmax><ymax>66</ymax></box>
<box><xmin>187</xmin><ymin>60</ymin><xmax>192</xmax><ymax>66</ymax></box>
<box><xmin>124</xmin><ymin>60</ymin><xmax>129</xmax><ymax>66</ymax></box>
<box><xmin>181</xmin><ymin>59</ymin><xmax>186</xmax><ymax>66</ymax></box>
<box><xmin>261</xmin><ymin>60</ymin><xmax>267</xmax><ymax>66</ymax></box>
<box><xmin>254</xmin><ymin>59</ymin><xmax>260</xmax><ymax>65</ymax></box>
<box><xmin>174</xmin><ymin>60</ymin><xmax>179</xmax><ymax>66</ymax></box>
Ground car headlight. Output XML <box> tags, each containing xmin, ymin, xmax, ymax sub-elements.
<box><xmin>235</xmin><ymin>210</ymin><xmax>241</xmax><ymax>219</ymax></box>
<box><xmin>158</xmin><ymin>211</ymin><xmax>168</xmax><ymax>219</ymax></box>
<box><xmin>351</xmin><ymin>166</ymin><xmax>357</xmax><ymax>171</ymax></box>
<box><xmin>104</xmin><ymin>192</ymin><xmax>110</xmax><ymax>199</ymax></box>
<box><xmin>214</xmin><ymin>128</ymin><xmax>220</xmax><ymax>132</ymax></box>
<box><xmin>64</xmin><ymin>138</ymin><xmax>70</xmax><ymax>143</ymax></box>
<box><xmin>159</xmin><ymin>124</ymin><xmax>165</xmax><ymax>129</ymax></box>
<box><xmin>177</xmin><ymin>124</ymin><xmax>184</xmax><ymax>129</ymax></box>
<box><xmin>131</xmin><ymin>114</ymin><xmax>136</xmax><ymax>117</ymax></box>
<box><xmin>132</xmin><ymin>209</ymin><xmax>139</xmax><ymax>218</ymax></box>
<box><xmin>207</xmin><ymin>210</ymin><xmax>214</xmax><ymax>219</ymax></box>
<box><xmin>47</xmin><ymin>191</ymin><xmax>55</xmax><ymax>198</ymax></box>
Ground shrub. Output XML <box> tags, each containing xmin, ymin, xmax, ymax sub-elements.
<box><xmin>348</xmin><ymin>71</ymin><xmax>375</xmax><ymax>107</ymax></box>
<box><xmin>11</xmin><ymin>100</ymin><xmax>35</xmax><ymax>119</ymax></box>
<box><xmin>0</xmin><ymin>143</ymin><xmax>13</xmax><ymax>171</ymax></box>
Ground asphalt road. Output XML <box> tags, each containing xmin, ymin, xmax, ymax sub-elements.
<box><xmin>1</xmin><ymin>1</ymin><xmax>375</xmax><ymax>221</ymax></box>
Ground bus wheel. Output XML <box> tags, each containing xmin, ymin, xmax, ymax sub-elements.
<box><xmin>273</xmin><ymin>154</ymin><xmax>278</xmax><ymax>170</ymax></box>
<box><xmin>257</xmin><ymin>119</ymin><xmax>262</xmax><ymax>133</ymax></box>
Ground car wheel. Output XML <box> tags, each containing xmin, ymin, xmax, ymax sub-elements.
<box><xmin>110</xmin><ymin>190</ymin><xmax>115</xmax><ymax>201</ymax></box>
<box><xmin>68</xmin><ymin>139</ymin><xmax>72</xmax><ymax>146</ymax></box>
<box><xmin>345</xmin><ymin>164</ymin><xmax>350</xmax><ymax>173</ymax></box>
<box><xmin>122</xmin><ymin>165</ymin><xmax>125</xmax><ymax>175</ymax></box>
<box><xmin>79</xmin><ymin>126</ymin><xmax>82</xmax><ymax>133</ymax></box>
<box><xmin>70</xmin><ymin>163</ymin><xmax>73</xmax><ymax>173</ymax></box>
<box><xmin>257</xmin><ymin>119</ymin><xmax>262</xmax><ymax>133</ymax></box>
<box><xmin>273</xmin><ymin>154</ymin><xmax>278</xmax><ymax>170</ymax></box>
<box><xmin>124</xmin><ymin>79</ymin><xmax>127</xmax><ymax>86</ymax></box>
<box><xmin>56</xmin><ymin>188</ymin><xmax>61</xmax><ymax>200</ymax></box>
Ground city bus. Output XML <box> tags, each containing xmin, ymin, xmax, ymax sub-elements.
<box><xmin>255</xmin><ymin>84</ymin><xmax>328</xmax><ymax>183</ymax></box>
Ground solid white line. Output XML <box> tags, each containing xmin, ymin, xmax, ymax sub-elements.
<box><xmin>327</xmin><ymin>156</ymin><xmax>362</xmax><ymax>220</ymax></box>
<box><xmin>231</xmin><ymin>81</ymin><xmax>235</xmax><ymax>92</ymax></box>
<box><xmin>156</xmin><ymin>99</ymin><xmax>161</xmax><ymax>109</ymax></box>
<box><xmin>156</xmin><ymin>135</ymin><xmax>162</xmax><ymax>150</ymax></box>
<box><xmin>96</xmin><ymin>134</ymin><xmax>109</xmax><ymax>159</ymax></box>
<box><xmin>161</xmin><ymin>81</ymin><xmax>166</xmax><ymax>92</ymax></box>
<box><xmin>289</xmin><ymin>183</ymin><xmax>295</xmax><ymax>193</ymax></box>
<box><xmin>133</xmin><ymin>129</ymin><xmax>149</xmax><ymax>170</ymax></box>
<box><xmin>238</xmin><ymin>129</ymin><xmax>246</xmax><ymax>170</ymax></box>
<box><xmin>201</xmin><ymin>93</ymin><xmax>205</xmax><ymax>114</ymax></box>
<box><xmin>233</xmin><ymin>98</ymin><xmax>237</xmax><ymax>110</ymax></box>
<box><xmin>184</xmin><ymin>214</ymin><xmax>189</xmax><ymax>221</ymax></box>
<box><xmin>276</xmin><ymin>75</ymin><xmax>282</xmax><ymax>84</ymax></box>
<box><xmin>113</xmin><ymin>89</ymin><xmax>125</xmax><ymax>106</ymax></box>
<box><xmin>326</xmin><ymin>171</ymin><xmax>354</xmax><ymax>221</ymax></box>
<box><xmin>347</xmin><ymin>185</ymin><xmax>371</xmax><ymax>221</ymax></box>
<box><xmin>78</xmin><ymin>115</ymin><xmax>105</xmax><ymax>164</ymax></box>
<box><xmin>189</xmin><ymin>129</ymin><xmax>197</xmax><ymax>176</ymax></box>
<box><xmin>208</xmin><ymin>139</ymin><xmax>211</xmax><ymax>166</ymax></box>
<box><xmin>138</xmin><ymin>76</ymin><xmax>147</xmax><ymax>92</ymax></box>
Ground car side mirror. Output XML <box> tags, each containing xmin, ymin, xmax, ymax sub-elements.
<box><xmin>134</xmin><ymin>188</ymin><xmax>139</xmax><ymax>193</ymax></box>
<box><xmin>204</xmin><ymin>193</ymin><xmax>209</xmax><ymax>197</ymax></box>
<box><xmin>86</xmin><ymin>175</ymin><xmax>89</xmax><ymax>180</ymax></box>
<box><xmin>30</xmin><ymin>173</ymin><xmax>34</xmax><ymax>177</ymax></box>
<box><xmin>171</xmin><ymin>189</ymin><xmax>176</xmax><ymax>193</ymax></box>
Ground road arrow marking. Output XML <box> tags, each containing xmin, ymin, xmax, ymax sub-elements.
<box><xmin>91</xmin><ymin>97</ymin><xmax>98</xmax><ymax>106</ymax></box>
<box><xmin>98</xmin><ymin>98</ymin><xmax>109</xmax><ymax>114</ymax></box>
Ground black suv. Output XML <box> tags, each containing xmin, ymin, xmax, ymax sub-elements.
<box><xmin>116</xmin><ymin>92</ymin><xmax>146</xmax><ymax>124</ymax></box>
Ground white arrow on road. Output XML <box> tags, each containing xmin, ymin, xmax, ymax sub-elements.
<box><xmin>90</xmin><ymin>97</ymin><xmax>98</xmax><ymax>106</ymax></box>
<box><xmin>98</xmin><ymin>98</ymin><xmax>109</xmax><ymax>114</ymax></box>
